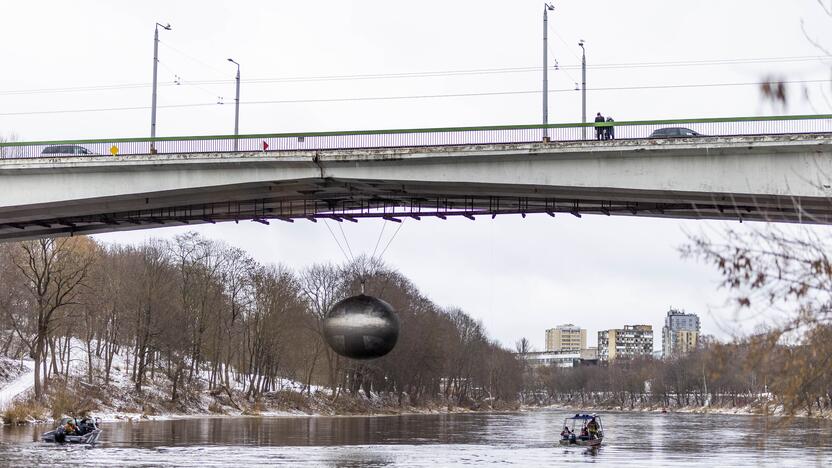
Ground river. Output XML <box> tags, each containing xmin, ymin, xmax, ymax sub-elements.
<box><xmin>0</xmin><ymin>410</ymin><xmax>830</xmax><ymax>466</ymax></box>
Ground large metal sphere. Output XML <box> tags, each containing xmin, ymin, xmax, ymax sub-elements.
<box><xmin>324</xmin><ymin>294</ymin><xmax>400</xmax><ymax>360</ymax></box>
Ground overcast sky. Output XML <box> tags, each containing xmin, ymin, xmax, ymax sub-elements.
<box><xmin>1</xmin><ymin>1</ymin><xmax>831</xmax><ymax>351</ymax></box>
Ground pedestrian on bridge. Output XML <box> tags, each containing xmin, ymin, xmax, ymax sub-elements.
<box><xmin>594</xmin><ymin>112</ymin><xmax>605</xmax><ymax>140</ymax></box>
<box><xmin>605</xmin><ymin>116</ymin><xmax>615</xmax><ymax>140</ymax></box>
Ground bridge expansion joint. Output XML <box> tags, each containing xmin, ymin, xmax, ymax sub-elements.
<box><xmin>312</xmin><ymin>151</ymin><xmax>326</xmax><ymax>178</ymax></box>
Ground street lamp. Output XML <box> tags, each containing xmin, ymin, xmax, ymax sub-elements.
<box><xmin>228</xmin><ymin>58</ymin><xmax>241</xmax><ymax>151</ymax></box>
<box><xmin>542</xmin><ymin>3</ymin><xmax>555</xmax><ymax>142</ymax></box>
<box><xmin>579</xmin><ymin>40</ymin><xmax>586</xmax><ymax>139</ymax></box>
<box><xmin>151</xmin><ymin>22</ymin><xmax>171</xmax><ymax>154</ymax></box>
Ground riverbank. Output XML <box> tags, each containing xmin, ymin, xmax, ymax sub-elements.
<box><xmin>531</xmin><ymin>400</ymin><xmax>832</xmax><ymax>420</ymax></box>
<box><xmin>1</xmin><ymin>365</ymin><xmax>519</xmax><ymax>426</ymax></box>
<box><xmin>1</xmin><ymin>333</ymin><xmax>522</xmax><ymax>426</ymax></box>
<box><xmin>88</xmin><ymin>390</ymin><xmax>519</xmax><ymax>425</ymax></box>
<box><xmin>4</xmin><ymin>393</ymin><xmax>518</xmax><ymax>426</ymax></box>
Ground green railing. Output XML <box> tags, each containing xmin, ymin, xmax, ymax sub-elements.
<box><xmin>1</xmin><ymin>114</ymin><xmax>830</xmax><ymax>159</ymax></box>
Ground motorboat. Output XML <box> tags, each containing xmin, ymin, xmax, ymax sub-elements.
<box><xmin>41</xmin><ymin>417</ymin><xmax>102</xmax><ymax>445</ymax></box>
<box><xmin>558</xmin><ymin>413</ymin><xmax>603</xmax><ymax>447</ymax></box>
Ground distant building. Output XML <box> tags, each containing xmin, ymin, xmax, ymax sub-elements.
<box><xmin>545</xmin><ymin>324</ymin><xmax>586</xmax><ymax>352</ymax></box>
<box><xmin>580</xmin><ymin>347</ymin><xmax>598</xmax><ymax>361</ymax></box>
<box><xmin>516</xmin><ymin>351</ymin><xmax>598</xmax><ymax>368</ymax></box>
<box><xmin>662</xmin><ymin>309</ymin><xmax>701</xmax><ymax>358</ymax></box>
<box><xmin>597</xmin><ymin>325</ymin><xmax>654</xmax><ymax>361</ymax></box>
<box><xmin>518</xmin><ymin>351</ymin><xmax>582</xmax><ymax>368</ymax></box>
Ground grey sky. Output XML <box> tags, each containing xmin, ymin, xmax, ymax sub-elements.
<box><xmin>2</xmin><ymin>1</ymin><xmax>831</xmax><ymax>350</ymax></box>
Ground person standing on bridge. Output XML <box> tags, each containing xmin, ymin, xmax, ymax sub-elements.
<box><xmin>605</xmin><ymin>116</ymin><xmax>615</xmax><ymax>140</ymax></box>
<box><xmin>594</xmin><ymin>112</ymin><xmax>605</xmax><ymax>140</ymax></box>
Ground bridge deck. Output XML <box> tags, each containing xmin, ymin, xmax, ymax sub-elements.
<box><xmin>2</xmin><ymin>127</ymin><xmax>832</xmax><ymax>241</ymax></box>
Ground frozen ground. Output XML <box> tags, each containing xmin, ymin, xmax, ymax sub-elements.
<box><xmin>0</xmin><ymin>338</ymin><xmax>468</xmax><ymax>423</ymax></box>
<box><xmin>0</xmin><ymin>359</ymin><xmax>34</xmax><ymax>410</ymax></box>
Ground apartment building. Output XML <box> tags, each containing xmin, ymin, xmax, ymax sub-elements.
<box><xmin>597</xmin><ymin>325</ymin><xmax>653</xmax><ymax>361</ymax></box>
<box><xmin>662</xmin><ymin>309</ymin><xmax>700</xmax><ymax>358</ymax></box>
<box><xmin>545</xmin><ymin>324</ymin><xmax>587</xmax><ymax>352</ymax></box>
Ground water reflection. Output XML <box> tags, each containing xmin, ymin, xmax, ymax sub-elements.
<box><xmin>0</xmin><ymin>411</ymin><xmax>830</xmax><ymax>467</ymax></box>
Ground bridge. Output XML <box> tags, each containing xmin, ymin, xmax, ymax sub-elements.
<box><xmin>1</xmin><ymin>114</ymin><xmax>831</xmax><ymax>242</ymax></box>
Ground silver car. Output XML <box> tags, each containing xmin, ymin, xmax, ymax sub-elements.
<box><xmin>648</xmin><ymin>127</ymin><xmax>703</xmax><ymax>138</ymax></box>
<box><xmin>41</xmin><ymin>145</ymin><xmax>95</xmax><ymax>156</ymax></box>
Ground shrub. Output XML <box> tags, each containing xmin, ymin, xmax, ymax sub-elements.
<box><xmin>48</xmin><ymin>382</ymin><xmax>98</xmax><ymax>421</ymax></box>
<box><xmin>208</xmin><ymin>401</ymin><xmax>225</xmax><ymax>414</ymax></box>
<box><xmin>242</xmin><ymin>400</ymin><xmax>265</xmax><ymax>416</ymax></box>
<box><xmin>2</xmin><ymin>399</ymin><xmax>47</xmax><ymax>425</ymax></box>
<box><xmin>49</xmin><ymin>386</ymin><xmax>79</xmax><ymax>421</ymax></box>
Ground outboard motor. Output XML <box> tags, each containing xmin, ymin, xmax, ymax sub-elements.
<box><xmin>54</xmin><ymin>426</ymin><xmax>66</xmax><ymax>443</ymax></box>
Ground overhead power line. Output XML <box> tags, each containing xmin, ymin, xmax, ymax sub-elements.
<box><xmin>0</xmin><ymin>55</ymin><xmax>828</xmax><ymax>97</ymax></box>
<box><xmin>0</xmin><ymin>79</ymin><xmax>828</xmax><ymax>117</ymax></box>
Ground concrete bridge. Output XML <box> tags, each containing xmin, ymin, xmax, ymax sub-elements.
<box><xmin>1</xmin><ymin>115</ymin><xmax>831</xmax><ymax>242</ymax></box>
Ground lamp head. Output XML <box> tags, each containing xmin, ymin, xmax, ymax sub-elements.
<box><xmin>546</xmin><ymin>3</ymin><xmax>555</xmax><ymax>11</ymax></box>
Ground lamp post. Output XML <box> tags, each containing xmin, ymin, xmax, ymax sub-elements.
<box><xmin>228</xmin><ymin>58</ymin><xmax>241</xmax><ymax>151</ymax></box>
<box><xmin>542</xmin><ymin>3</ymin><xmax>555</xmax><ymax>142</ymax></box>
<box><xmin>579</xmin><ymin>40</ymin><xmax>586</xmax><ymax>139</ymax></box>
<box><xmin>151</xmin><ymin>22</ymin><xmax>171</xmax><ymax>154</ymax></box>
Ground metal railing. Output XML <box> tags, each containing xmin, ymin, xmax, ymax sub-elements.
<box><xmin>1</xmin><ymin>114</ymin><xmax>831</xmax><ymax>160</ymax></box>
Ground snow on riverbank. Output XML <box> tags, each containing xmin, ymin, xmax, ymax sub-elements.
<box><xmin>534</xmin><ymin>401</ymin><xmax>832</xmax><ymax>420</ymax></box>
<box><xmin>0</xmin><ymin>337</ymin><xmax>518</xmax><ymax>426</ymax></box>
<box><xmin>1</xmin><ymin>339</ymin><xmax>490</xmax><ymax>424</ymax></box>
<box><xmin>0</xmin><ymin>360</ymin><xmax>34</xmax><ymax>410</ymax></box>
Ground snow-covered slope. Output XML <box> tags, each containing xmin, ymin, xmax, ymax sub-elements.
<box><xmin>0</xmin><ymin>360</ymin><xmax>35</xmax><ymax>409</ymax></box>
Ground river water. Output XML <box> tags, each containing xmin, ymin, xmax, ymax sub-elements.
<box><xmin>0</xmin><ymin>410</ymin><xmax>830</xmax><ymax>467</ymax></box>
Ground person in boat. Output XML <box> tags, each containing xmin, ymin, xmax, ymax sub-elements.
<box><xmin>560</xmin><ymin>426</ymin><xmax>572</xmax><ymax>439</ymax></box>
<box><xmin>77</xmin><ymin>417</ymin><xmax>93</xmax><ymax>436</ymax></box>
<box><xmin>580</xmin><ymin>426</ymin><xmax>589</xmax><ymax>440</ymax></box>
<box><xmin>587</xmin><ymin>417</ymin><xmax>599</xmax><ymax>439</ymax></box>
<box><xmin>63</xmin><ymin>419</ymin><xmax>78</xmax><ymax>435</ymax></box>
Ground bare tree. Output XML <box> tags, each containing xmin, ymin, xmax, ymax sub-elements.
<box><xmin>2</xmin><ymin>237</ymin><xmax>96</xmax><ymax>400</ymax></box>
<box><xmin>297</xmin><ymin>263</ymin><xmax>346</xmax><ymax>392</ymax></box>
<box><xmin>0</xmin><ymin>234</ymin><xmax>529</xmax><ymax>412</ymax></box>
<box><xmin>515</xmin><ymin>337</ymin><xmax>533</xmax><ymax>355</ymax></box>
<box><xmin>217</xmin><ymin>246</ymin><xmax>256</xmax><ymax>388</ymax></box>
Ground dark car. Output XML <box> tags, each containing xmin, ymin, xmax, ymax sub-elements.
<box><xmin>41</xmin><ymin>145</ymin><xmax>95</xmax><ymax>156</ymax></box>
<box><xmin>648</xmin><ymin>127</ymin><xmax>703</xmax><ymax>138</ymax></box>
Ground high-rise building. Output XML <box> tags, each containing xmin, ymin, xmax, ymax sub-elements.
<box><xmin>662</xmin><ymin>309</ymin><xmax>701</xmax><ymax>358</ymax></box>
<box><xmin>545</xmin><ymin>324</ymin><xmax>587</xmax><ymax>352</ymax></box>
<box><xmin>597</xmin><ymin>325</ymin><xmax>653</xmax><ymax>361</ymax></box>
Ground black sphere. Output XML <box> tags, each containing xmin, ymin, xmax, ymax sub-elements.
<box><xmin>324</xmin><ymin>294</ymin><xmax>400</xmax><ymax>360</ymax></box>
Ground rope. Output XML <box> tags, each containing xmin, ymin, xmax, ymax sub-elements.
<box><xmin>371</xmin><ymin>219</ymin><xmax>388</xmax><ymax>259</ymax></box>
<box><xmin>337</xmin><ymin>221</ymin><xmax>355</xmax><ymax>262</ymax></box>
<box><xmin>378</xmin><ymin>219</ymin><xmax>406</xmax><ymax>259</ymax></box>
<box><xmin>323</xmin><ymin>217</ymin><xmax>405</xmax><ymax>296</ymax></box>
<box><xmin>323</xmin><ymin>219</ymin><xmax>351</xmax><ymax>264</ymax></box>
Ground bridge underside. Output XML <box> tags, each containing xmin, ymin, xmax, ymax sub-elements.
<box><xmin>0</xmin><ymin>177</ymin><xmax>828</xmax><ymax>242</ymax></box>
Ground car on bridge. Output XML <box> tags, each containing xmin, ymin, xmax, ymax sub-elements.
<box><xmin>648</xmin><ymin>127</ymin><xmax>703</xmax><ymax>138</ymax></box>
<box><xmin>41</xmin><ymin>145</ymin><xmax>95</xmax><ymax>156</ymax></box>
